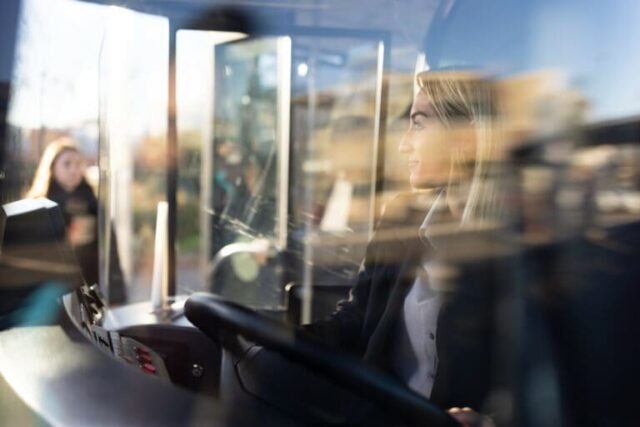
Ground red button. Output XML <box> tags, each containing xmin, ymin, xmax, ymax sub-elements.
<box><xmin>134</xmin><ymin>346</ymin><xmax>150</xmax><ymax>355</ymax></box>
<box><xmin>137</xmin><ymin>353</ymin><xmax>153</xmax><ymax>364</ymax></box>
<box><xmin>141</xmin><ymin>363</ymin><xmax>157</xmax><ymax>374</ymax></box>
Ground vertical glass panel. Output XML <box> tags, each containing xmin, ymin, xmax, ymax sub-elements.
<box><xmin>289</xmin><ymin>36</ymin><xmax>384</xmax><ymax>285</ymax></box>
<box><xmin>212</xmin><ymin>37</ymin><xmax>284</xmax><ymax>240</ymax></box>
<box><xmin>175</xmin><ymin>30</ymin><xmax>246</xmax><ymax>295</ymax></box>
<box><xmin>207</xmin><ymin>36</ymin><xmax>290</xmax><ymax>309</ymax></box>
<box><xmin>98</xmin><ymin>7</ymin><xmax>169</xmax><ymax>304</ymax></box>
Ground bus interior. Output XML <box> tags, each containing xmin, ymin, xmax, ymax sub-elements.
<box><xmin>1</xmin><ymin>0</ymin><xmax>639</xmax><ymax>426</ymax></box>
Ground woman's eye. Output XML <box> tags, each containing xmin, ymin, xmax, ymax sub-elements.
<box><xmin>411</xmin><ymin>114</ymin><xmax>430</xmax><ymax>130</ymax></box>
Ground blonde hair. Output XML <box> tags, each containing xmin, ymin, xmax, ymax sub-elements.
<box><xmin>26</xmin><ymin>137</ymin><xmax>81</xmax><ymax>198</ymax></box>
<box><xmin>416</xmin><ymin>70</ymin><xmax>503</xmax><ymax>225</ymax></box>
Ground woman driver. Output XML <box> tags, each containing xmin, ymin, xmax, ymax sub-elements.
<box><xmin>240</xmin><ymin>70</ymin><xmax>502</xmax><ymax>426</ymax></box>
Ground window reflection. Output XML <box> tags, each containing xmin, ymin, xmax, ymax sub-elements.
<box><xmin>212</xmin><ymin>37</ymin><xmax>282</xmax><ymax>240</ymax></box>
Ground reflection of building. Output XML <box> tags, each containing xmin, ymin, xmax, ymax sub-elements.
<box><xmin>495</xmin><ymin>70</ymin><xmax>588</xmax><ymax>146</ymax></box>
<box><xmin>288</xmin><ymin>69</ymin><xmax>593</xmax><ymax>231</ymax></box>
<box><xmin>292</xmin><ymin>71</ymin><xmax>415</xmax><ymax>231</ymax></box>
<box><xmin>290</xmin><ymin>69</ymin><xmax>592</xmax><ymax>213</ymax></box>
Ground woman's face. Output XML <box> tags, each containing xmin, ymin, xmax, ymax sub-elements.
<box><xmin>399</xmin><ymin>89</ymin><xmax>476</xmax><ymax>189</ymax></box>
<box><xmin>52</xmin><ymin>149</ymin><xmax>84</xmax><ymax>192</ymax></box>
<box><xmin>399</xmin><ymin>90</ymin><xmax>453</xmax><ymax>189</ymax></box>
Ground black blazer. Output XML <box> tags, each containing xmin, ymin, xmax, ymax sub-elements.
<box><xmin>47</xmin><ymin>180</ymin><xmax>127</xmax><ymax>304</ymax></box>
<box><xmin>303</xmin><ymin>193</ymin><xmax>496</xmax><ymax>410</ymax></box>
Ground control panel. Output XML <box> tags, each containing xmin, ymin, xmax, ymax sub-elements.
<box><xmin>65</xmin><ymin>284</ymin><xmax>170</xmax><ymax>381</ymax></box>
<box><xmin>111</xmin><ymin>331</ymin><xmax>170</xmax><ymax>378</ymax></box>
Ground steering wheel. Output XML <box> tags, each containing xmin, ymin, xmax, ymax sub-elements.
<box><xmin>184</xmin><ymin>292</ymin><xmax>459</xmax><ymax>427</ymax></box>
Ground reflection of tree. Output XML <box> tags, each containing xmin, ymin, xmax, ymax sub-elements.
<box><xmin>176</xmin><ymin>131</ymin><xmax>202</xmax><ymax>251</ymax></box>
<box><xmin>130</xmin><ymin>134</ymin><xmax>167</xmax><ymax>275</ymax></box>
<box><xmin>495</xmin><ymin>71</ymin><xmax>590</xmax><ymax>144</ymax></box>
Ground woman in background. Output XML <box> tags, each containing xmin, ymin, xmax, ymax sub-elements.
<box><xmin>27</xmin><ymin>137</ymin><xmax>126</xmax><ymax>303</ymax></box>
<box><xmin>27</xmin><ymin>137</ymin><xmax>99</xmax><ymax>286</ymax></box>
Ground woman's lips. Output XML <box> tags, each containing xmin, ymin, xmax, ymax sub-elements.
<box><xmin>408</xmin><ymin>160</ymin><xmax>419</xmax><ymax>171</ymax></box>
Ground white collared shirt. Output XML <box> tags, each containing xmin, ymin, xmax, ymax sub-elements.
<box><xmin>392</xmin><ymin>190</ymin><xmax>445</xmax><ymax>398</ymax></box>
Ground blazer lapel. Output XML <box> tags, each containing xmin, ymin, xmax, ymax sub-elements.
<box><xmin>363</xmin><ymin>236</ymin><xmax>425</xmax><ymax>371</ymax></box>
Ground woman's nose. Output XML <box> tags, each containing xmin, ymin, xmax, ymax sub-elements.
<box><xmin>398</xmin><ymin>133</ymin><xmax>412</xmax><ymax>154</ymax></box>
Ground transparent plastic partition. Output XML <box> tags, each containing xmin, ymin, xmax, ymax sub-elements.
<box><xmin>98</xmin><ymin>7</ymin><xmax>169</xmax><ymax>304</ymax></box>
<box><xmin>175</xmin><ymin>30</ymin><xmax>387</xmax><ymax>317</ymax></box>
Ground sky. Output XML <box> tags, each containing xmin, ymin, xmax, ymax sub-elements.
<box><xmin>423</xmin><ymin>0</ymin><xmax>640</xmax><ymax>122</ymax></box>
